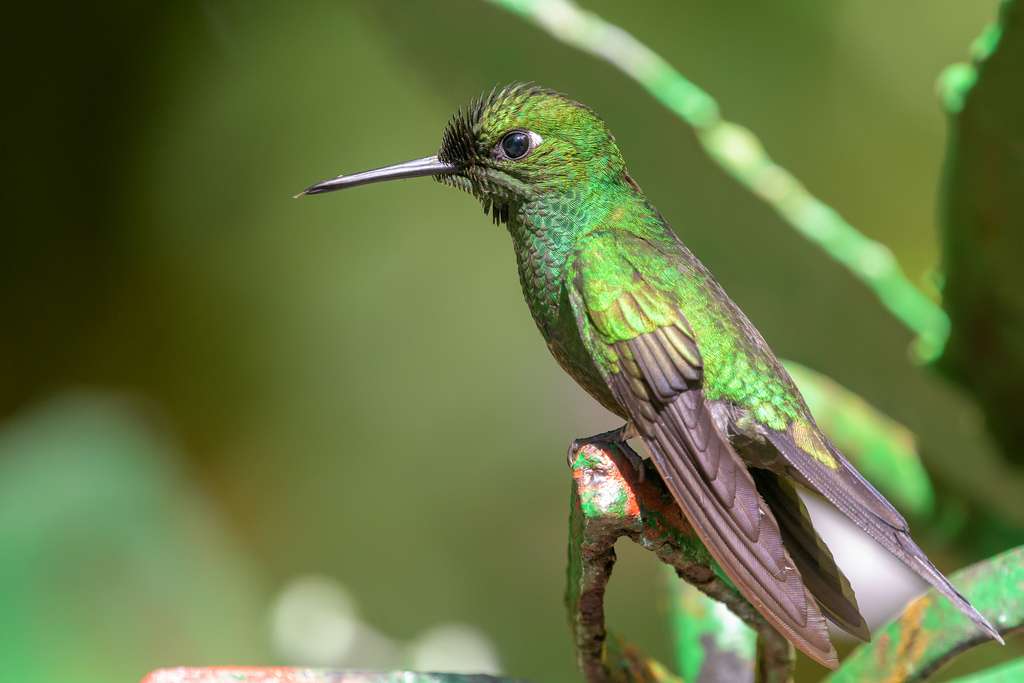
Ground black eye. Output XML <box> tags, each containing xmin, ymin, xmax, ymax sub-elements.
<box><xmin>500</xmin><ymin>131</ymin><xmax>531</xmax><ymax>160</ymax></box>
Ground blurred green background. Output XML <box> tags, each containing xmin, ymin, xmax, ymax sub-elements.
<box><xmin>2</xmin><ymin>1</ymin><xmax>1015</xmax><ymax>681</ymax></box>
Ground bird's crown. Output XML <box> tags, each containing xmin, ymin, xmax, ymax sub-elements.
<box><xmin>437</xmin><ymin>83</ymin><xmax>626</xmax><ymax>223</ymax></box>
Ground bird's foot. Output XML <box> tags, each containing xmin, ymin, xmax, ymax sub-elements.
<box><xmin>567</xmin><ymin>422</ymin><xmax>644</xmax><ymax>480</ymax></box>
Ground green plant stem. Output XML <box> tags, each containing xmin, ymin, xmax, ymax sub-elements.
<box><xmin>486</xmin><ymin>0</ymin><xmax>950</xmax><ymax>360</ymax></box>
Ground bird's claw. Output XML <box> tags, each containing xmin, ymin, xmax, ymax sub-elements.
<box><xmin>566</xmin><ymin>423</ymin><xmax>643</xmax><ymax>482</ymax></box>
<box><xmin>566</xmin><ymin>439</ymin><xmax>584</xmax><ymax>467</ymax></box>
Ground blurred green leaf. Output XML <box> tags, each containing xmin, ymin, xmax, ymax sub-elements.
<box><xmin>937</xmin><ymin>0</ymin><xmax>1024</xmax><ymax>464</ymax></box>
<box><xmin>666</xmin><ymin>573</ymin><xmax>755</xmax><ymax>683</ymax></box>
<box><xmin>0</xmin><ymin>395</ymin><xmax>266</xmax><ymax>683</ymax></box>
<box><xmin>603</xmin><ymin>634</ymin><xmax>683</xmax><ymax>683</ymax></box>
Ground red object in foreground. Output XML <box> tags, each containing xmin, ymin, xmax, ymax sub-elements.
<box><xmin>143</xmin><ymin>670</ymin><xmax>349</xmax><ymax>683</ymax></box>
<box><xmin>142</xmin><ymin>668</ymin><xmax>520</xmax><ymax>683</ymax></box>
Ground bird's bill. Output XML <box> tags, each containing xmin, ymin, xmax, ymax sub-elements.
<box><xmin>296</xmin><ymin>155</ymin><xmax>456</xmax><ymax>197</ymax></box>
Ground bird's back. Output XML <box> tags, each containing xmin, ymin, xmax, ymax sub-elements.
<box><xmin>513</xmin><ymin>180</ymin><xmax>818</xmax><ymax>443</ymax></box>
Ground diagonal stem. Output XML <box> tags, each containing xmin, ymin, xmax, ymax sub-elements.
<box><xmin>486</xmin><ymin>0</ymin><xmax>950</xmax><ymax>361</ymax></box>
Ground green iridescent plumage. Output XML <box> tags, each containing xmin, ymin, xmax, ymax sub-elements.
<box><xmin>437</xmin><ymin>85</ymin><xmax>828</xmax><ymax>462</ymax></box>
<box><xmin>300</xmin><ymin>83</ymin><xmax>1003</xmax><ymax>669</ymax></box>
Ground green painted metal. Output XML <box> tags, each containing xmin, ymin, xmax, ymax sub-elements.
<box><xmin>948</xmin><ymin>657</ymin><xmax>1024</xmax><ymax>683</ymax></box>
<box><xmin>783</xmin><ymin>361</ymin><xmax>934</xmax><ymax>517</ymax></box>
<box><xmin>486</xmin><ymin>0</ymin><xmax>949</xmax><ymax>360</ymax></box>
<box><xmin>566</xmin><ymin>442</ymin><xmax>793</xmax><ymax>683</ymax></box>
<box><xmin>567</xmin><ymin>442</ymin><xmax>692</xmax><ymax>682</ymax></box>
<box><xmin>825</xmin><ymin>544</ymin><xmax>1024</xmax><ymax>683</ymax></box>
<box><xmin>937</xmin><ymin>0</ymin><xmax>1024</xmax><ymax>465</ymax></box>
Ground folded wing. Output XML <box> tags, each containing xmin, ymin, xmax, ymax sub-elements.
<box><xmin>568</xmin><ymin>230</ymin><xmax>839</xmax><ymax>668</ymax></box>
<box><xmin>763</xmin><ymin>424</ymin><xmax>1002</xmax><ymax>644</ymax></box>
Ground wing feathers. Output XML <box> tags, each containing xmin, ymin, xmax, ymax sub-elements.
<box><xmin>570</xmin><ymin>233</ymin><xmax>839</xmax><ymax>667</ymax></box>
<box><xmin>752</xmin><ymin>468</ymin><xmax>870</xmax><ymax>641</ymax></box>
<box><xmin>609</xmin><ymin>368</ymin><xmax>838</xmax><ymax>667</ymax></box>
<box><xmin>568</xmin><ymin>230</ymin><xmax>1001</xmax><ymax>663</ymax></box>
<box><xmin>765</xmin><ymin>430</ymin><xmax>1003</xmax><ymax>644</ymax></box>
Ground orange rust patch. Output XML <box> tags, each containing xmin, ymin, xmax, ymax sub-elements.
<box><xmin>874</xmin><ymin>632</ymin><xmax>891</xmax><ymax>668</ymax></box>
<box><xmin>886</xmin><ymin>596</ymin><xmax>931</xmax><ymax>683</ymax></box>
<box><xmin>572</xmin><ymin>444</ymin><xmax>641</xmax><ymax>520</ymax></box>
<box><xmin>623</xmin><ymin>476</ymin><xmax>640</xmax><ymax>518</ymax></box>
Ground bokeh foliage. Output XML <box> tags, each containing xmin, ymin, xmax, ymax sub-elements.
<box><xmin>937</xmin><ymin>0</ymin><xmax>1024</xmax><ymax>466</ymax></box>
<box><xmin>1</xmin><ymin>1</ymin><xmax>1020</xmax><ymax>682</ymax></box>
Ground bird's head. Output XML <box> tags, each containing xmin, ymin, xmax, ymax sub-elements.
<box><xmin>299</xmin><ymin>83</ymin><xmax>626</xmax><ymax>223</ymax></box>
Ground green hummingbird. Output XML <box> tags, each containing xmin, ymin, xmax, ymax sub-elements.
<box><xmin>299</xmin><ymin>84</ymin><xmax>1001</xmax><ymax>667</ymax></box>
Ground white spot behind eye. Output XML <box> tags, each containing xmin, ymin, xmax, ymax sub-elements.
<box><xmin>494</xmin><ymin>129</ymin><xmax>545</xmax><ymax>161</ymax></box>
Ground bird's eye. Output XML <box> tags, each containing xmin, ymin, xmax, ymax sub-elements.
<box><xmin>498</xmin><ymin>130</ymin><xmax>536</xmax><ymax>160</ymax></box>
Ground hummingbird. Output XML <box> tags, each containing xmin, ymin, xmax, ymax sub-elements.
<box><xmin>298</xmin><ymin>83</ymin><xmax>1001</xmax><ymax>667</ymax></box>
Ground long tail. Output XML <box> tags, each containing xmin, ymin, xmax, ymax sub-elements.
<box><xmin>752</xmin><ymin>468</ymin><xmax>870</xmax><ymax>641</ymax></box>
<box><xmin>765</xmin><ymin>429</ymin><xmax>1004</xmax><ymax>644</ymax></box>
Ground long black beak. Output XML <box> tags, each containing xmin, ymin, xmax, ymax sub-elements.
<box><xmin>296</xmin><ymin>155</ymin><xmax>456</xmax><ymax>197</ymax></box>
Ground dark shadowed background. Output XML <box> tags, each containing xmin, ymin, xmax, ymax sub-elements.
<box><xmin>1</xmin><ymin>1</ymin><xmax>1010</xmax><ymax>681</ymax></box>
